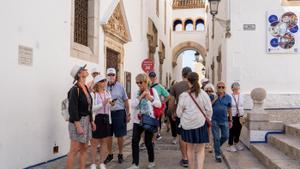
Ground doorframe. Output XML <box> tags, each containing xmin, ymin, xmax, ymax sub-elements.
<box><xmin>104</xmin><ymin>35</ymin><xmax>125</xmax><ymax>84</ymax></box>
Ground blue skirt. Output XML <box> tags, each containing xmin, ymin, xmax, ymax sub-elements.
<box><xmin>181</xmin><ymin>122</ymin><xmax>209</xmax><ymax>144</ymax></box>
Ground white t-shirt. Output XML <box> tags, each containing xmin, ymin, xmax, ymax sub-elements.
<box><xmin>176</xmin><ymin>90</ymin><xmax>212</xmax><ymax>130</ymax></box>
<box><xmin>230</xmin><ymin>93</ymin><xmax>245</xmax><ymax>117</ymax></box>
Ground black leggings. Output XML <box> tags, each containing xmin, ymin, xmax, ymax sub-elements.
<box><xmin>132</xmin><ymin>123</ymin><xmax>154</xmax><ymax>166</ymax></box>
<box><xmin>228</xmin><ymin>116</ymin><xmax>242</xmax><ymax>145</ymax></box>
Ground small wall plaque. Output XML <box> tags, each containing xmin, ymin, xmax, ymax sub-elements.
<box><xmin>18</xmin><ymin>45</ymin><xmax>33</xmax><ymax>66</ymax></box>
<box><xmin>243</xmin><ymin>24</ymin><xmax>256</xmax><ymax>31</ymax></box>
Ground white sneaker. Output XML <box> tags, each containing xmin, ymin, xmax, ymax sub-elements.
<box><xmin>172</xmin><ymin>137</ymin><xmax>177</xmax><ymax>145</ymax></box>
<box><xmin>127</xmin><ymin>164</ymin><xmax>139</xmax><ymax>169</ymax></box>
<box><xmin>235</xmin><ymin>142</ymin><xmax>245</xmax><ymax>151</ymax></box>
<box><xmin>99</xmin><ymin>163</ymin><xmax>106</xmax><ymax>169</ymax></box>
<box><xmin>90</xmin><ymin>164</ymin><xmax>97</xmax><ymax>169</ymax></box>
<box><xmin>226</xmin><ymin>145</ymin><xmax>237</xmax><ymax>152</ymax></box>
<box><xmin>156</xmin><ymin>134</ymin><xmax>162</xmax><ymax>141</ymax></box>
<box><xmin>147</xmin><ymin>162</ymin><xmax>156</xmax><ymax>168</ymax></box>
<box><xmin>140</xmin><ymin>143</ymin><xmax>146</xmax><ymax>150</ymax></box>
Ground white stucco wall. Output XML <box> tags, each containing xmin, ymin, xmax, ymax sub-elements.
<box><xmin>171</xmin><ymin>7</ymin><xmax>207</xmax><ymax>81</ymax></box>
<box><xmin>207</xmin><ymin>0</ymin><xmax>300</xmax><ymax>108</ymax></box>
<box><xmin>0</xmin><ymin>1</ymin><xmax>90</xmax><ymax>168</ymax></box>
<box><xmin>227</xmin><ymin>0</ymin><xmax>300</xmax><ymax>94</ymax></box>
<box><xmin>172</xmin><ymin>31</ymin><xmax>206</xmax><ymax>48</ymax></box>
<box><xmin>0</xmin><ymin>0</ymin><xmax>173</xmax><ymax>168</ymax></box>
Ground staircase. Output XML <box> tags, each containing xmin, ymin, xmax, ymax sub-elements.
<box><xmin>251</xmin><ymin>124</ymin><xmax>300</xmax><ymax>169</ymax></box>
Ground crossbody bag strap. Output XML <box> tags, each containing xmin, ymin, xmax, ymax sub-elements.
<box><xmin>211</xmin><ymin>95</ymin><xmax>218</xmax><ymax>105</ymax></box>
<box><xmin>188</xmin><ymin>92</ymin><xmax>208</xmax><ymax>120</ymax></box>
<box><xmin>232</xmin><ymin>94</ymin><xmax>240</xmax><ymax>116</ymax></box>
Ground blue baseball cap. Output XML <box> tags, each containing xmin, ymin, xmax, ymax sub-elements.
<box><xmin>148</xmin><ymin>71</ymin><xmax>156</xmax><ymax>78</ymax></box>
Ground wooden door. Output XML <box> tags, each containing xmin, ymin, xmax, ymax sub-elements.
<box><xmin>106</xmin><ymin>48</ymin><xmax>120</xmax><ymax>77</ymax></box>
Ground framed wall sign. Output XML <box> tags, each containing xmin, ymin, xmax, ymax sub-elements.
<box><xmin>267</xmin><ymin>11</ymin><xmax>299</xmax><ymax>53</ymax></box>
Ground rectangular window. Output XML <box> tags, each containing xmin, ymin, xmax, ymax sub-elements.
<box><xmin>74</xmin><ymin>0</ymin><xmax>88</xmax><ymax>46</ymax></box>
<box><xmin>71</xmin><ymin>0</ymin><xmax>99</xmax><ymax>63</ymax></box>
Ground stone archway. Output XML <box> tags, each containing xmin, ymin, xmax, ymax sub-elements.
<box><xmin>172</xmin><ymin>41</ymin><xmax>207</xmax><ymax>67</ymax></box>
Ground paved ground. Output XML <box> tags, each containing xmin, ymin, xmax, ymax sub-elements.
<box><xmin>31</xmin><ymin>125</ymin><xmax>228</xmax><ymax>169</ymax></box>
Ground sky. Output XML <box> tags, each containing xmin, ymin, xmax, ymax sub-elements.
<box><xmin>181</xmin><ymin>50</ymin><xmax>197</xmax><ymax>70</ymax></box>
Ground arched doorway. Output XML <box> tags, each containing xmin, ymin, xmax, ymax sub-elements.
<box><xmin>172</xmin><ymin>41</ymin><xmax>207</xmax><ymax>81</ymax></box>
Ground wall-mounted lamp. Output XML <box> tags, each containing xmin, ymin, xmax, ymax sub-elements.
<box><xmin>208</xmin><ymin>0</ymin><xmax>231</xmax><ymax>39</ymax></box>
<box><xmin>208</xmin><ymin>0</ymin><xmax>220</xmax><ymax>39</ymax></box>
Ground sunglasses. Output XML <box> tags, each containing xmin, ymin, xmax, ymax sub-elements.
<box><xmin>100</xmin><ymin>79</ymin><xmax>107</xmax><ymax>83</ymax></box>
<box><xmin>217</xmin><ymin>86</ymin><xmax>225</xmax><ymax>89</ymax></box>
<box><xmin>136</xmin><ymin>81</ymin><xmax>143</xmax><ymax>85</ymax></box>
<box><xmin>205</xmin><ymin>90</ymin><xmax>213</xmax><ymax>93</ymax></box>
<box><xmin>107</xmin><ymin>74</ymin><xmax>116</xmax><ymax>76</ymax></box>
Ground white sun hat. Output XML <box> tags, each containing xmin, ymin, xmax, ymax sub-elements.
<box><xmin>70</xmin><ymin>64</ymin><xmax>87</xmax><ymax>83</ymax></box>
<box><xmin>90</xmin><ymin>67</ymin><xmax>100</xmax><ymax>74</ymax></box>
<box><xmin>94</xmin><ymin>75</ymin><xmax>107</xmax><ymax>84</ymax></box>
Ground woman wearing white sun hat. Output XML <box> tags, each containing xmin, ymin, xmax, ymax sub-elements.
<box><xmin>87</xmin><ymin>67</ymin><xmax>100</xmax><ymax>92</ymax></box>
<box><xmin>89</xmin><ymin>75</ymin><xmax>115</xmax><ymax>169</ymax></box>
<box><xmin>67</xmin><ymin>64</ymin><xmax>96</xmax><ymax>169</ymax></box>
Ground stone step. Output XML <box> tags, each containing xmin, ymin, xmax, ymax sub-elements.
<box><xmin>286</xmin><ymin>124</ymin><xmax>300</xmax><ymax>138</ymax></box>
<box><xmin>222</xmin><ymin>145</ymin><xmax>266</xmax><ymax>169</ymax></box>
<box><xmin>269</xmin><ymin>134</ymin><xmax>300</xmax><ymax>161</ymax></box>
<box><xmin>250</xmin><ymin>144</ymin><xmax>300</xmax><ymax>169</ymax></box>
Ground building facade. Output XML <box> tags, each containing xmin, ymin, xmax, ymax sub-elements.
<box><xmin>0</xmin><ymin>0</ymin><xmax>174</xmax><ymax>168</ymax></box>
<box><xmin>206</xmin><ymin>0</ymin><xmax>300</xmax><ymax>109</ymax></box>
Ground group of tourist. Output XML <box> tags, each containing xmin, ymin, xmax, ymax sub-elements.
<box><xmin>66</xmin><ymin>65</ymin><xmax>129</xmax><ymax>169</ymax></box>
<box><xmin>65</xmin><ymin>64</ymin><xmax>245</xmax><ymax>169</ymax></box>
<box><xmin>165</xmin><ymin>67</ymin><xmax>245</xmax><ymax>169</ymax></box>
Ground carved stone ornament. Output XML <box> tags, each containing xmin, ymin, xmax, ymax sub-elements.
<box><xmin>158</xmin><ymin>51</ymin><xmax>165</xmax><ymax>64</ymax></box>
<box><xmin>103</xmin><ymin>4</ymin><xmax>129</xmax><ymax>44</ymax></box>
<box><xmin>173</xmin><ymin>0</ymin><xmax>205</xmax><ymax>9</ymax></box>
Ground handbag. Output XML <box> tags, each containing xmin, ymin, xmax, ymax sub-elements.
<box><xmin>149</xmin><ymin>88</ymin><xmax>165</xmax><ymax>118</ymax></box>
<box><xmin>188</xmin><ymin>92</ymin><xmax>212</xmax><ymax>128</ymax></box>
<box><xmin>141</xmin><ymin>114</ymin><xmax>159</xmax><ymax>133</ymax></box>
<box><xmin>232</xmin><ymin>94</ymin><xmax>246</xmax><ymax>125</ymax></box>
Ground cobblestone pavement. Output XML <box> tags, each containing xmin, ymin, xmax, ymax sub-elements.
<box><xmin>31</xmin><ymin>126</ymin><xmax>228</xmax><ymax>169</ymax></box>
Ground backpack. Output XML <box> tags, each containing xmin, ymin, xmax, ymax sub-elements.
<box><xmin>61</xmin><ymin>86</ymin><xmax>79</xmax><ymax>121</ymax></box>
<box><xmin>149</xmin><ymin>87</ymin><xmax>165</xmax><ymax>119</ymax></box>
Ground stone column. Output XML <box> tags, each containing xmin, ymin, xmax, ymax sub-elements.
<box><xmin>240</xmin><ymin>88</ymin><xmax>284</xmax><ymax>148</ymax></box>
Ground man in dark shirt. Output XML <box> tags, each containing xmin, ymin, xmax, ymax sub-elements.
<box><xmin>169</xmin><ymin>67</ymin><xmax>192</xmax><ymax>168</ymax></box>
<box><xmin>212</xmin><ymin>81</ymin><xmax>233</xmax><ymax>163</ymax></box>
